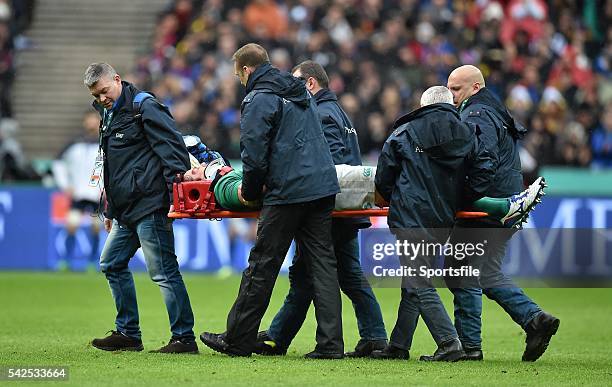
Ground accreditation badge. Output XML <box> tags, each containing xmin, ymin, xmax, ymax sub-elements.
<box><xmin>88</xmin><ymin>154</ymin><xmax>104</xmax><ymax>187</ymax></box>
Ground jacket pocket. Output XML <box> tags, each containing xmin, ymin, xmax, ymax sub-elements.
<box><xmin>132</xmin><ymin>168</ymin><xmax>144</xmax><ymax>196</ymax></box>
<box><xmin>267</xmin><ymin>142</ymin><xmax>293</xmax><ymax>191</ymax></box>
<box><xmin>134</xmin><ymin>166</ymin><xmax>166</xmax><ymax>197</ymax></box>
<box><xmin>109</xmin><ymin>169</ymin><xmax>139</xmax><ymax>209</ymax></box>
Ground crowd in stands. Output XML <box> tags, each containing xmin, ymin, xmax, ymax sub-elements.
<box><xmin>0</xmin><ymin>0</ymin><xmax>36</xmax><ymax>182</ymax></box>
<box><xmin>0</xmin><ymin>0</ymin><xmax>34</xmax><ymax>119</ymax></box>
<box><xmin>126</xmin><ymin>0</ymin><xmax>612</xmax><ymax>171</ymax></box>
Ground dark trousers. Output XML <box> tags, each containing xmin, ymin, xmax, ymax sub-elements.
<box><xmin>267</xmin><ymin>223</ymin><xmax>387</xmax><ymax>349</ymax></box>
<box><xmin>225</xmin><ymin>195</ymin><xmax>343</xmax><ymax>354</ymax></box>
<box><xmin>445</xmin><ymin>219</ymin><xmax>542</xmax><ymax>349</ymax></box>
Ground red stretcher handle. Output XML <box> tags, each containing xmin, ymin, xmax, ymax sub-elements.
<box><xmin>168</xmin><ymin>209</ymin><xmax>488</xmax><ymax>219</ymax></box>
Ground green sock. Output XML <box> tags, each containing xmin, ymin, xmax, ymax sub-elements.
<box><xmin>472</xmin><ymin>197</ymin><xmax>510</xmax><ymax>219</ymax></box>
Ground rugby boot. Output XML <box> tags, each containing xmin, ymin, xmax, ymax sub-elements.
<box><xmin>501</xmin><ymin>177</ymin><xmax>546</xmax><ymax>228</ymax></box>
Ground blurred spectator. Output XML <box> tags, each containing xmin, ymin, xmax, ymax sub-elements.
<box><xmin>501</xmin><ymin>0</ymin><xmax>548</xmax><ymax>46</ymax></box>
<box><xmin>0</xmin><ymin>0</ymin><xmax>36</xmax><ymax>119</ymax></box>
<box><xmin>0</xmin><ymin>1</ymin><xmax>37</xmax><ymax>183</ymax></box>
<box><xmin>0</xmin><ymin>21</ymin><xmax>14</xmax><ymax>118</ymax></box>
<box><xmin>9</xmin><ymin>0</ymin><xmax>35</xmax><ymax>48</ymax></box>
<box><xmin>506</xmin><ymin>84</ymin><xmax>534</xmax><ymax>123</ymax></box>
<box><xmin>0</xmin><ymin>118</ymin><xmax>38</xmax><ymax>181</ymax></box>
<box><xmin>270</xmin><ymin>47</ymin><xmax>292</xmax><ymax>72</ymax></box>
<box><xmin>556</xmin><ymin>121</ymin><xmax>591</xmax><ymax>167</ymax></box>
<box><xmin>523</xmin><ymin>112</ymin><xmax>555</xmax><ymax>166</ymax></box>
<box><xmin>538</xmin><ymin>86</ymin><xmax>568</xmax><ymax>136</ymax></box>
<box><xmin>591</xmin><ymin>103</ymin><xmax>612</xmax><ymax>168</ymax></box>
<box><xmin>243</xmin><ymin>0</ymin><xmax>288</xmax><ymax>41</ymax></box>
<box><xmin>51</xmin><ymin>111</ymin><xmax>102</xmax><ymax>271</ymax></box>
<box><xmin>134</xmin><ymin>0</ymin><xmax>612</xmax><ymax>170</ymax></box>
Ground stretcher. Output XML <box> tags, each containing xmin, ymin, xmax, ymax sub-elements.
<box><xmin>167</xmin><ymin>180</ymin><xmax>488</xmax><ymax>220</ymax></box>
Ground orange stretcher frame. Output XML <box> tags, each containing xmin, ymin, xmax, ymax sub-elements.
<box><xmin>168</xmin><ymin>209</ymin><xmax>488</xmax><ymax>220</ymax></box>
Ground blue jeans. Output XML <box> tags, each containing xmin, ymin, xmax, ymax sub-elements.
<box><xmin>446</xmin><ymin>220</ymin><xmax>542</xmax><ymax>349</ymax></box>
<box><xmin>389</xmin><ymin>287</ymin><xmax>458</xmax><ymax>350</ymax></box>
<box><xmin>267</xmin><ymin>226</ymin><xmax>387</xmax><ymax>349</ymax></box>
<box><xmin>99</xmin><ymin>211</ymin><xmax>195</xmax><ymax>340</ymax></box>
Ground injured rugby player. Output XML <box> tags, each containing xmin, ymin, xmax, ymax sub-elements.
<box><xmin>181</xmin><ymin>136</ymin><xmax>545</xmax><ymax>227</ymax></box>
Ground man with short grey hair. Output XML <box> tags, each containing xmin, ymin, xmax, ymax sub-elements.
<box><xmin>372</xmin><ymin>85</ymin><xmax>494</xmax><ymax>361</ymax></box>
<box><xmin>83</xmin><ymin>62</ymin><xmax>117</xmax><ymax>89</ymax></box>
<box><xmin>86</xmin><ymin>62</ymin><xmax>198</xmax><ymax>354</ymax></box>
<box><xmin>420</xmin><ymin>85</ymin><xmax>454</xmax><ymax>106</ymax></box>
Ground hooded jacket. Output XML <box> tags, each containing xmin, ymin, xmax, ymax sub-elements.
<box><xmin>314</xmin><ymin>88</ymin><xmax>363</xmax><ymax>166</ymax></box>
<box><xmin>95</xmin><ymin>81</ymin><xmax>190</xmax><ymax>226</ymax></box>
<box><xmin>314</xmin><ymin>88</ymin><xmax>370</xmax><ymax>229</ymax></box>
<box><xmin>240</xmin><ymin>63</ymin><xmax>340</xmax><ymax>205</ymax></box>
<box><xmin>375</xmin><ymin>103</ymin><xmax>493</xmax><ymax>229</ymax></box>
<box><xmin>459</xmin><ymin>87</ymin><xmax>527</xmax><ymax>197</ymax></box>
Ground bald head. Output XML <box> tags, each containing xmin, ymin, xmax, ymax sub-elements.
<box><xmin>447</xmin><ymin>65</ymin><xmax>486</xmax><ymax>107</ymax></box>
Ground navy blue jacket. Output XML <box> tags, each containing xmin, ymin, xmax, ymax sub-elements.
<box><xmin>95</xmin><ymin>81</ymin><xmax>190</xmax><ymax>226</ymax></box>
<box><xmin>240</xmin><ymin>63</ymin><xmax>340</xmax><ymax>205</ymax></box>
<box><xmin>459</xmin><ymin>87</ymin><xmax>527</xmax><ymax>197</ymax></box>
<box><xmin>315</xmin><ymin>89</ymin><xmax>362</xmax><ymax>166</ymax></box>
<box><xmin>314</xmin><ymin>88</ymin><xmax>370</xmax><ymax>229</ymax></box>
<box><xmin>375</xmin><ymin>103</ymin><xmax>494</xmax><ymax>229</ymax></box>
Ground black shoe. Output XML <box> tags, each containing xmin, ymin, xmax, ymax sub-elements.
<box><xmin>304</xmin><ymin>350</ymin><xmax>344</xmax><ymax>359</ymax></box>
<box><xmin>91</xmin><ymin>330</ymin><xmax>144</xmax><ymax>352</ymax></box>
<box><xmin>461</xmin><ymin>348</ymin><xmax>483</xmax><ymax>361</ymax></box>
<box><xmin>199</xmin><ymin>332</ymin><xmax>250</xmax><ymax>357</ymax></box>
<box><xmin>150</xmin><ymin>338</ymin><xmax>199</xmax><ymax>354</ymax></box>
<box><xmin>253</xmin><ymin>331</ymin><xmax>287</xmax><ymax>356</ymax></box>
<box><xmin>522</xmin><ymin>312</ymin><xmax>560</xmax><ymax>362</ymax></box>
<box><xmin>345</xmin><ymin>339</ymin><xmax>388</xmax><ymax>358</ymax></box>
<box><xmin>419</xmin><ymin>339</ymin><xmax>466</xmax><ymax>362</ymax></box>
<box><xmin>370</xmin><ymin>345</ymin><xmax>410</xmax><ymax>360</ymax></box>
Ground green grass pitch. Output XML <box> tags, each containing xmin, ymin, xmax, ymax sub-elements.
<box><xmin>1</xmin><ymin>272</ymin><xmax>611</xmax><ymax>386</ymax></box>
